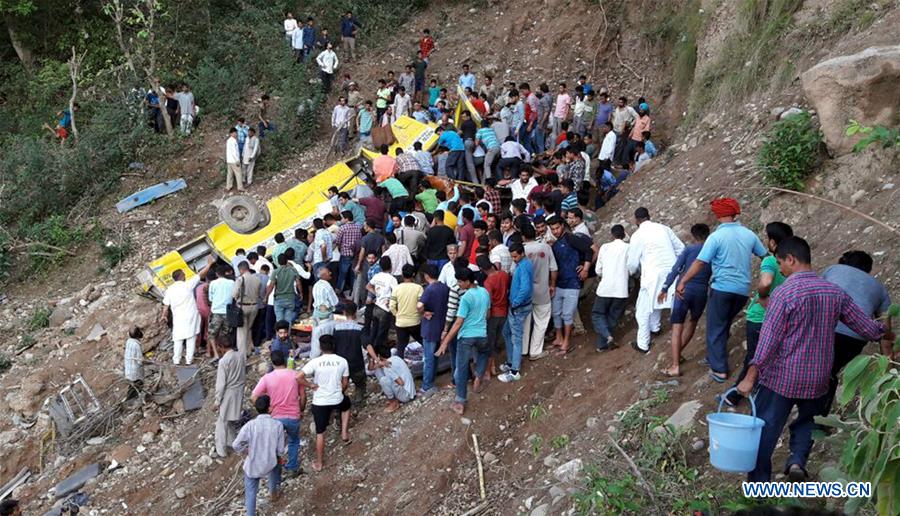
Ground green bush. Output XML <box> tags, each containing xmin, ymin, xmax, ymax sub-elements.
<box><xmin>757</xmin><ymin>111</ymin><xmax>822</xmax><ymax>190</ymax></box>
<box><xmin>28</xmin><ymin>307</ymin><xmax>52</xmax><ymax>331</ymax></box>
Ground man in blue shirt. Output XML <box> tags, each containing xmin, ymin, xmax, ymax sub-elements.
<box><xmin>658</xmin><ymin>224</ymin><xmax>711</xmax><ymax>377</ymax></box>
<box><xmin>435</xmin><ymin>126</ymin><xmax>466</xmax><ymax>181</ymax></box>
<box><xmin>301</xmin><ymin>17</ymin><xmax>317</xmax><ymax>62</ymax></box>
<box><xmin>499</xmin><ymin>244</ymin><xmax>533</xmax><ymax>382</ymax></box>
<box><xmin>677</xmin><ymin>198</ymin><xmax>767</xmax><ymax>382</ymax></box>
<box><xmin>417</xmin><ymin>265</ymin><xmax>450</xmax><ymax>396</ymax></box>
<box><xmin>437</xmin><ymin>268</ymin><xmax>490</xmax><ymax>415</ymax></box>
<box><xmin>458</xmin><ymin>64</ymin><xmax>476</xmax><ymax>91</ymax></box>
<box><xmin>548</xmin><ymin>217</ymin><xmax>592</xmax><ymax>356</ymax></box>
<box><xmin>339</xmin><ymin>11</ymin><xmax>361</xmax><ymax>61</ymax></box>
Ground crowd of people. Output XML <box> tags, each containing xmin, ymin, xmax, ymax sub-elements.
<box><xmin>126</xmin><ymin>11</ymin><xmax>897</xmax><ymax>515</ymax></box>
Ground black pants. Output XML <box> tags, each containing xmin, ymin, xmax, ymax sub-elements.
<box><xmin>369</xmin><ymin>306</ymin><xmax>393</xmax><ymax>356</ymax></box>
<box><xmin>497</xmin><ymin>157</ymin><xmax>522</xmax><ymax>179</ymax></box>
<box><xmin>395</xmin><ymin>324</ymin><xmax>422</xmax><ymax>359</ymax></box>
<box><xmin>320</xmin><ymin>70</ymin><xmax>333</xmax><ymax>93</ymax></box>
<box><xmin>821</xmin><ymin>332</ymin><xmax>868</xmax><ymax>416</ymax></box>
<box><xmin>397</xmin><ymin>170</ymin><xmax>420</xmax><ymax>196</ymax></box>
<box><xmin>727</xmin><ymin>321</ymin><xmax>762</xmax><ymax>405</ymax></box>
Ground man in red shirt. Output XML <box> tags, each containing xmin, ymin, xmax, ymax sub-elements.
<box><xmin>419</xmin><ymin>28</ymin><xmax>436</xmax><ymax>63</ymax></box>
<box><xmin>478</xmin><ymin>255</ymin><xmax>510</xmax><ymax>379</ymax></box>
<box><xmin>457</xmin><ymin>207</ymin><xmax>476</xmax><ymax>260</ymax></box>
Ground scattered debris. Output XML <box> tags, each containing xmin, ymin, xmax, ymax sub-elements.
<box><xmin>0</xmin><ymin>467</ymin><xmax>30</xmax><ymax>501</ymax></box>
<box><xmin>116</xmin><ymin>179</ymin><xmax>187</xmax><ymax>213</ymax></box>
<box><xmin>553</xmin><ymin>458</ymin><xmax>583</xmax><ymax>483</ymax></box>
<box><xmin>47</xmin><ymin>376</ymin><xmax>101</xmax><ymax>436</ymax></box>
<box><xmin>53</xmin><ymin>463</ymin><xmax>100</xmax><ymax>499</ymax></box>
<box><xmin>176</xmin><ymin>366</ymin><xmax>205</xmax><ymax>411</ymax></box>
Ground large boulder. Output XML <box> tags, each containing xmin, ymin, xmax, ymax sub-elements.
<box><xmin>801</xmin><ymin>46</ymin><xmax>900</xmax><ymax>156</ymax></box>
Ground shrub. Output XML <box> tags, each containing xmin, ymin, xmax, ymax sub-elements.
<box><xmin>757</xmin><ymin>111</ymin><xmax>822</xmax><ymax>190</ymax></box>
<box><xmin>100</xmin><ymin>237</ymin><xmax>133</xmax><ymax>270</ymax></box>
<box><xmin>28</xmin><ymin>307</ymin><xmax>52</xmax><ymax>331</ymax></box>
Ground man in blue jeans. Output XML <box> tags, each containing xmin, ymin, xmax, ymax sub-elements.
<box><xmin>233</xmin><ymin>395</ymin><xmax>285</xmax><ymax>516</ymax></box>
<box><xmin>437</xmin><ymin>268</ymin><xmax>491</xmax><ymax>415</ymax></box>
<box><xmin>266</xmin><ymin>254</ymin><xmax>302</xmax><ymax>327</ymax></box>
<box><xmin>499</xmin><ymin>244</ymin><xmax>533</xmax><ymax>382</ymax></box>
<box><xmin>251</xmin><ymin>351</ymin><xmax>306</xmax><ymax>478</ymax></box>
<box><xmin>676</xmin><ymin>198</ymin><xmax>766</xmax><ymax>383</ymax></box>
<box><xmin>417</xmin><ymin>265</ymin><xmax>449</xmax><ymax>396</ymax></box>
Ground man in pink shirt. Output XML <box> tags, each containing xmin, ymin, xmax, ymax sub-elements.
<box><xmin>372</xmin><ymin>143</ymin><xmax>399</xmax><ymax>183</ymax></box>
<box><xmin>551</xmin><ymin>82</ymin><xmax>571</xmax><ymax>145</ymax></box>
<box><xmin>625</xmin><ymin>102</ymin><xmax>652</xmax><ymax>164</ymax></box>
<box><xmin>251</xmin><ymin>350</ymin><xmax>306</xmax><ymax>477</ymax></box>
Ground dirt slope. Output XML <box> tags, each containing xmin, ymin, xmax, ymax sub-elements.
<box><xmin>0</xmin><ymin>0</ymin><xmax>898</xmax><ymax>515</ymax></box>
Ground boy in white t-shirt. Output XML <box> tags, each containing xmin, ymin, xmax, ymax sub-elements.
<box><xmin>298</xmin><ymin>334</ymin><xmax>351</xmax><ymax>472</ymax></box>
<box><xmin>366</xmin><ymin>256</ymin><xmax>398</xmax><ymax>354</ymax></box>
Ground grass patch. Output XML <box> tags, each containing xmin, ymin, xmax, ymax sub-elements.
<box><xmin>687</xmin><ymin>0</ymin><xmax>803</xmax><ymax>120</ymax></box>
<box><xmin>642</xmin><ymin>0</ymin><xmax>704</xmax><ymax>97</ymax></box>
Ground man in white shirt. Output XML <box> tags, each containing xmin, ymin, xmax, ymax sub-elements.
<box><xmin>592</xmin><ymin>224</ymin><xmax>630</xmax><ymax>351</ymax></box>
<box><xmin>597</xmin><ymin>121</ymin><xmax>616</xmax><ymax>166</ymax></box>
<box><xmin>332</xmin><ymin>96</ymin><xmax>351</xmax><ymax>153</ymax></box>
<box><xmin>283</xmin><ymin>13</ymin><xmax>298</xmax><ymax>43</ymax></box>
<box><xmin>298</xmin><ymin>335</ymin><xmax>351</xmax><ymax>472</ymax></box>
<box><xmin>242</xmin><ymin>127</ymin><xmax>260</xmax><ymax>185</ymax></box>
<box><xmin>290</xmin><ymin>20</ymin><xmax>305</xmax><ymax>63</ymax></box>
<box><xmin>498</xmin><ymin>136</ymin><xmax>531</xmax><ymax>180</ymax></box>
<box><xmin>162</xmin><ymin>257</ymin><xmax>214</xmax><ymax>365</ymax></box>
<box><xmin>509</xmin><ymin>168</ymin><xmax>538</xmax><ymax>201</ymax></box>
<box><xmin>372</xmin><ymin>346</ymin><xmax>416</xmax><ymax>412</ymax></box>
<box><xmin>316</xmin><ymin>42</ymin><xmax>339</xmax><ymax>93</ymax></box>
<box><xmin>382</xmin><ymin>233</ymin><xmax>413</xmax><ymax>278</ymax></box>
<box><xmin>225</xmin><ymin>128</ymin><xmax>243</xmax><ymax>191</ymax></box>
<box><xmin>367</xmin><ymin>256</ymin><xmax>398</xmax><ymax>354</ymax></box>
<box><xmin>392</xmin><ymin>86</ymin><xmax>412</xmax><ymax>119</ymax></box>
<box><xmin>312</xmin><ymin>267</ymin><xmax>339</xmax><ymax>322</ymax></box>
<box><xmin>626</xmin><ymin>207</ymin><xmax>685</xmax><ymax>353</ymax></box>
<box><xmin>488</xmin><ymin>230</ymin><xmax>513</xmax><ymax>273</ymax></box>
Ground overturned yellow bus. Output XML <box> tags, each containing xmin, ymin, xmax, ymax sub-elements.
<box><xmin>138</xmin><ymin>116</ymin><xmax>438</xmax><ymax>299</ymax></box>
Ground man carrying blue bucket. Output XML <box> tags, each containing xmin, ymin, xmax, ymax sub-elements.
<box><xmin>736</xmin><ymin>237</ymin><xmax>892</xmax><ymax>482</ymax></box>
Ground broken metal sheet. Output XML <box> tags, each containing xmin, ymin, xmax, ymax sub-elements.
<box><xmin>0</xmin><ymin>467</ymin><xmax>30</xmax><ymax>501</ymax></box>
<box><xmin>175</xmin><ymin>366</ymin><xmax>205</xmax><ymax>411</ymax></box>
<box><xmin>47</xmin><ymin>376</ymin><xmax>100</xmax><ymax>437</ymax></box>
<box><xmin>116</xmin><ymin>179</ymin><xmax>187</xmax><ymax>213</ymax></box>
<box><xmin>53</xmin><ymin>463</ymin><xmax>99</xmax><ymax>499</ymax></box>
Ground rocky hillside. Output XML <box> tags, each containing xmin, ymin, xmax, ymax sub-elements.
<box><xmin>0</xmin><ymin>0</ymin><xmax>898</xmax><ymax>515</ymax></box>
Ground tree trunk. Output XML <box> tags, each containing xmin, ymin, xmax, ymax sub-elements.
<box><xmin>5</xmin><ymin>16</ymin><xmax>34</xmax><ymax>76</ymax></box>
<box><xmin>152</xmin><ymin>80</ymin><xmax>174</xmax><ymax>135</ymax></box>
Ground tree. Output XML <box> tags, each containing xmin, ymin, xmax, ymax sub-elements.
<box><xmin>1</xmin><ymin>0</ymin><xmax>37</xmax><ymax>75</ymax></box>
<box><xmin>67</xmin><ymin>46</ymin><xmax>86</xmax><ymax>142</ymax></box>
<box><xmin>102</xmin><ymin>0</ymin><xmax>173</xmax><ymax>135</ymax></box>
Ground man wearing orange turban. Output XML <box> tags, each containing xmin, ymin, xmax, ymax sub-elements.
<box><xmin>676</xmin><ymin>197</ymin><xmax>768</xmax><ymax>383</ymax></box>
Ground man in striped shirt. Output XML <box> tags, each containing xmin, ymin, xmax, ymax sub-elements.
<box><xmin>737</xmin><ymin>237</ymin><xmax>891</xmax><ymax>482</ymax></box>
<box><xmin>476</xmin><ymin>120</ymin><xmax>500</xmax><ymax>179</ymax></box>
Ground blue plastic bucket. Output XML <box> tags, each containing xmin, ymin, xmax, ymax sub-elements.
<box><xmin>706</xmin><ymin>388</ymin><xmax>766</xmax><ymax>473</ymax></box>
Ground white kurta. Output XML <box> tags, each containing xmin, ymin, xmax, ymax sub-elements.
<box><xmin>627</xmin><ymin>220</ymin><xmax>685</xmax><ymax>349</ymax></box>
<box><xmin>162</xmin><ymin>276</ymin><xmax>202</xmax><ymax>341</ymax></box>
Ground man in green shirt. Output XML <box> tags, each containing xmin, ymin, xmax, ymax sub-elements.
<box><xmin>415</xmin><ymin>186</ymin><xmax>438</xmax><ymax>214</ymax></box>
<box><xmin>379</xmin><ymin>177</ymin><xmax>409</xmax><ymax>213</ymax></box>
<box><xmin>725</xmin><ymin>222</ymin><xmax>793</xmax><ymax>406</ymax></box>
<box><xmin>266</xmin><ymin>254</ymin><xmax>303</xmax><ymax>326</ymax></box>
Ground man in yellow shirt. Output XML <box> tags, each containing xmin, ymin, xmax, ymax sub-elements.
<box><xmin>390</xmin><ymin>264</ymin><xmax>424</xmax><ymax>358</ymax></box>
